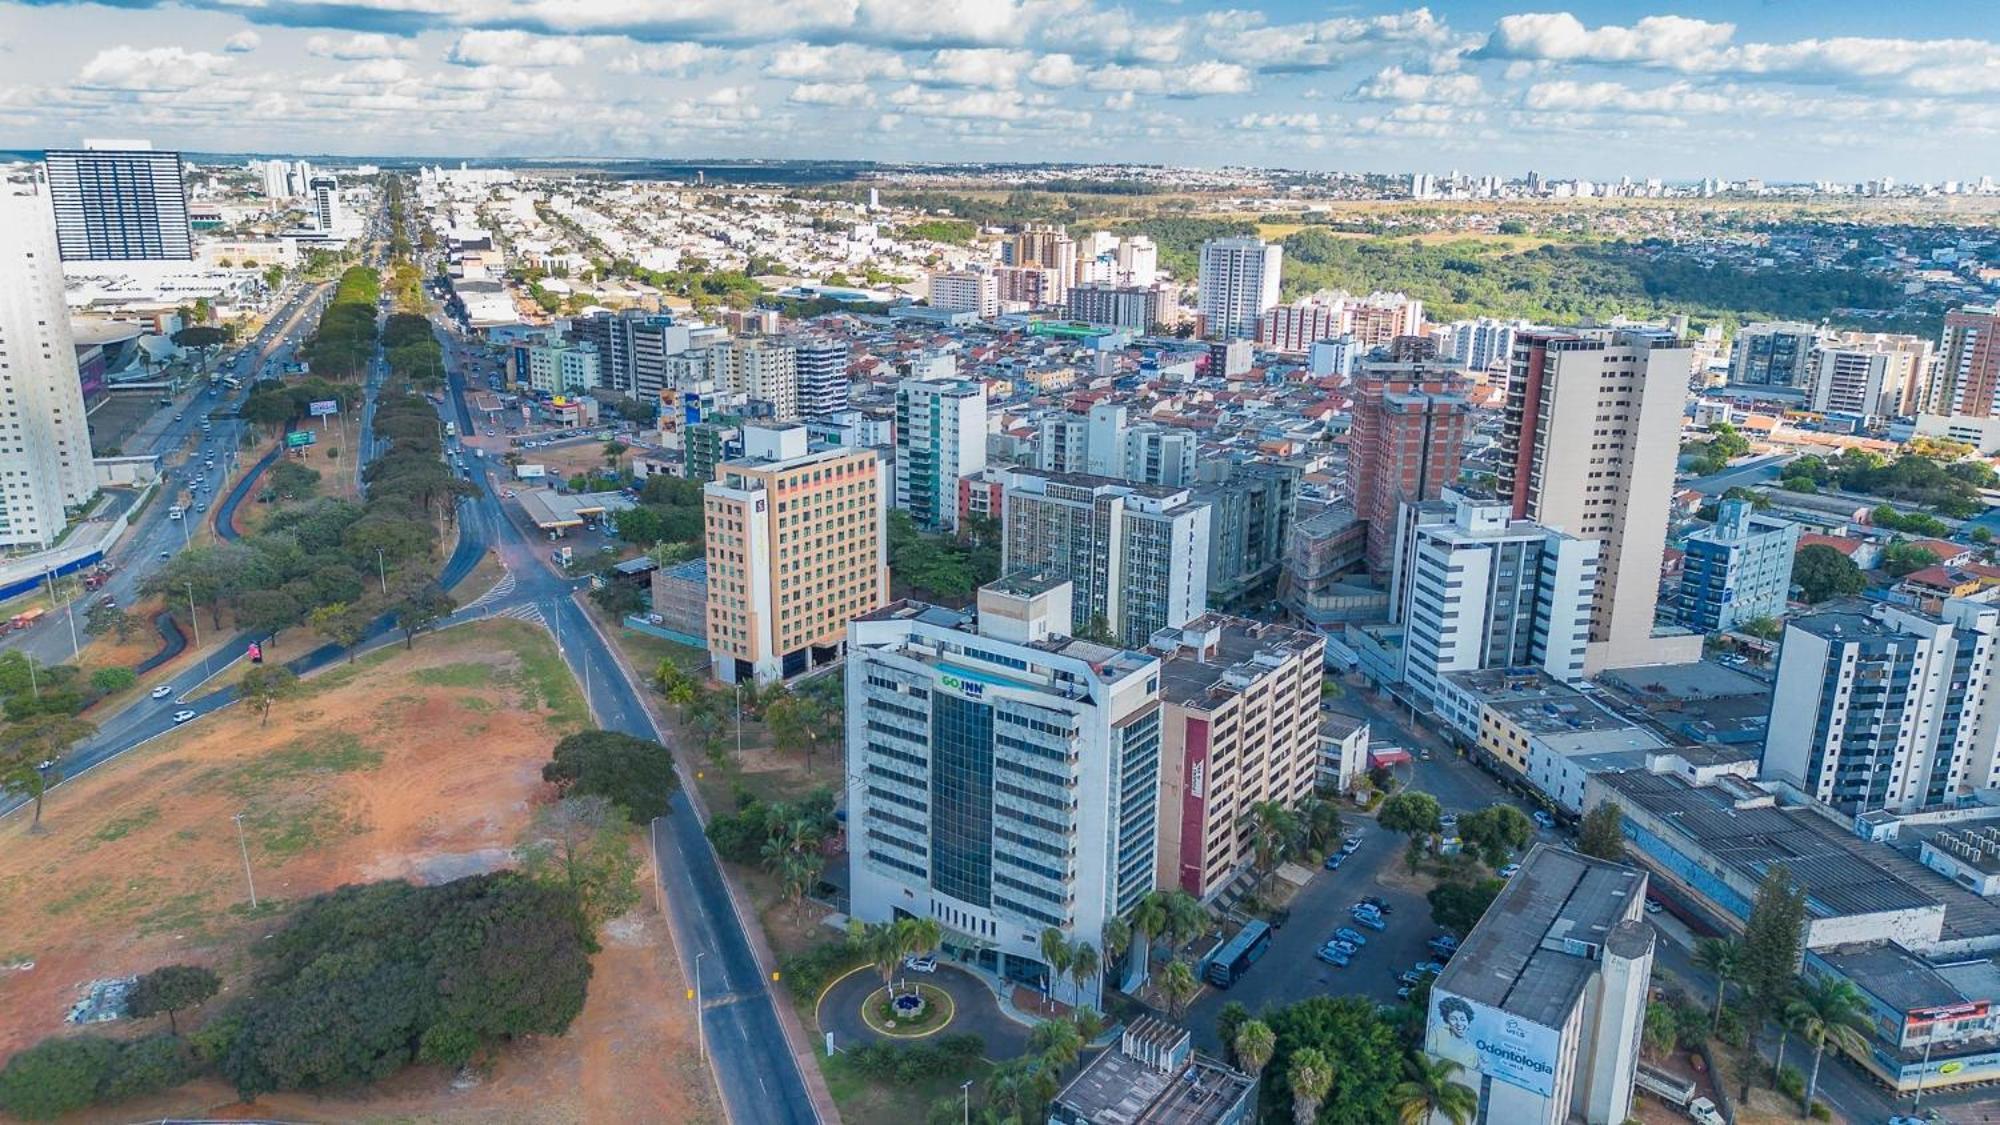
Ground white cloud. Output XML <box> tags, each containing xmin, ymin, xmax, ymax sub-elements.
<box><xmin>1029</xmin><ymin>54</ymin><xmax>1085</xmax><ymax>87</ymax></box>
<box><xmin>607</xmin><ymin>44</ymin><xmax>723</xmax><ymax>75</ymax></box>
<box><xmin>1522</xmin><ymin>79</ymin><xmax>1731</xmax><ymax>116</ymax></box>
<box><xmin>1352</xmin><ymin>65</ymin><xmax>1482</xmax><ymax>104</ymax></box>
<box><xmin>1484</xmin><ymin>13</ymin><xmax>1735</xmax><ymax>65</ymax></box>
<box><xmin>223</xmin><ymin>30</ymin><xmax>260</xmax><ymax>54</ymax></box>
<box><xmin>912</xmin><ymin>49</ymin><xmax>1037</xmax><ymax>89</ymax></box>
<box><xmin>1205</xmin><ymin>8</ymin><xmax>1461</xmax><ymax>72</ymax></box>
<box><xmin>304</xmin><ymin>33</ymin><xmax>413</xmax><ymax>61</ymax></box>
<box><xmin>77</xmin><ymin>46</ymin><xmax>232</xmax><ymax>91</ymax></box>
<box><xmin>788</xmin><ymin>82</ymin><xmax>875</xmax><ymax>107</ymax></box>
<box><xmin>764</xmin><ymin>43</ymin><xmax>909</xmax><ymax>82</ymax></box>
<box><xmin>448</xmin><ymin>30</ymin><xmax>585</xmax><ymax>68</ymax></box>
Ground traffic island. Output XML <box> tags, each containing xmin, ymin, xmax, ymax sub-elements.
<box><xmin>859</xmin><ymin>983</ymin><xmax>955</xmax><ymax>1039</ymax></box>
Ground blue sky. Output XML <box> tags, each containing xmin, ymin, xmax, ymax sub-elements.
<box><xmin>0</xmin><ymin>1</ymin><xmax>1993</xmax><ymax>180</ymax></box>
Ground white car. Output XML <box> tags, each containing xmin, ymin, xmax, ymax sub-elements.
<box><xmin>150</xmin><ymin>685</ymin><xmax>173</xmax><ymax>700</ymax></box>
<box><xmin>1499</xmin><ymin>863</ymin><xmax>1522</xmax><ymax>879</ymax></box>
<box><xmin>172</xmin><ymin>709</ymin><xmax>197</xmax><ymax>724</ymax></box>
<box><xmin>903</xmin><ymin>955</ymin><xmax>937</xmax><ymax>973</ymax></box>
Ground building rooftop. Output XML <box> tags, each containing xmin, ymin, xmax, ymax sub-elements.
<box><xmin>1152</xmin><ymin>614</ymin><xmax>1323</xmax><ymax>710</ymax></box>
<box><xmin>854</xmin><ymin>598</ymin><xmax>1158</xmax><ymax>685</ymax></box>
<box><xmin>1052</xmin><ymin>1019</ymin><xmax>1255</xmax><ymax>1125</ymax></box>
<box><xmin>1446</xmin><ymin>669</ymin><xmax>1637</xmax><ymax>738</ymax></box>
<box><xmin>1432</xmin><ymin>845</ymin><xmax>1650</xmax><ymax>1030</ymax></box>
<box><xmin>985</xmin><ymin>570</ymin><xmax>1072</xmax><ymax>598</ymax></box>
<box><xmin>1913</xmin><ymin>825</ymin><xmax>2000</xmax><ymax>878</ymax></box>
<box><xmin>1817</xmin><ymin>942</ymin><xmax>1969</xmax><ymax>1015</ymax></box>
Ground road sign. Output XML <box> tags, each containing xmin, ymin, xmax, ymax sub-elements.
<box><xmin>285</xmin><ymin>430</ymin><xmax>316</xmax><ymax>448</ymax></box>
<box><xmin>308</xmin><ymin>399</ymin><xmax>339</xmax><ymax>417</ymax></box>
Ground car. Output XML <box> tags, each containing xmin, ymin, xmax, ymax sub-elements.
<box><xmin>1532</xmin><ymin>810</ymin><xmax>1556</xmax><ymax>829</ymax></box>
<box><xmin>173</xmin><ymin>413</ymin><xmax>183</xmax><ymax>421</ymax></box>
<box><xmin>194</xmin><ymin>503</ymin><xmax>207</xmax><ymax>513</ymax></box>
<box><xmin>1428</xmin><ymin>935</ymin><xmax>1460</xmax><ymax>955</ymax></box>
<box><xmin>159</xmin><ymin>550</ymin><xmax>171</xmax><ymax>559</ymax></box>
<box><xmin>1352</xmin><ymin>912</ymin><xmax>1387</xmax><ymax>932</ymax></box>
<box><xmin>1415</xmin><ymin>961</ymin><xmax>1446</xmax><ymax>975</ymax></box>
<box><xmin>1323</xmin><ymin>852</ymin><xmax>1345</xmax><ymax>871</ymax></box>
<box><xmin>151</xmin><ymin>685</ymin><xmax>173</xmax><ymax>699</ymax></box>
<box><xmin>172</xmin><ymin>710</ymin><xmax>197</xmax><ymax>724</ymax></box>
<box><xmin>1334</xmin><ymin>927</ymin><xmax>1367</xmax><ymax>946</ymax></box>
<box><xmin>1419</xmin><ymin>748</ymin><xmax>1432</xmax><ymax>761</ymax></box>
<box><xmin>1689</xmin><ymin>1098</ymin><xmax>1724</xmax><ymax>1125</ymax></box>
<box><xmin>903</xmin><ymin>955</ymin><xmax>937</xmax><ymax>973</ymax></box>
<box><xmin>1644</xmin><ymin>899</ymin><xmax>1664</xmax><ymax>915</ymax></box>
<box><xmin>1499</xmin><ymin>863</ymin><xmax>1522</xmax><ymax>879</ymax></box>
<box><xmin>1361</xmin><ymin>896</ymin><xmax>1393</xmax><ymax>914</ymax></box>
<box><xmin>1398</xmin><ymin>970</ymin><xmax>1424</xmax><ymax>986</ymax></box>
<box><xmin>1315</xmin><ymin>945</ymin><xmax>1350</xmax><ymax>967</ymax></box>
<box><xmin>1438</xmin><ymin>813</ymin><xmax>1459</xmax><ymax>830</ymax></box>
<box><xmin>1341</xmin><ymin>836</ymin><xmax>1362</xmax><ymax>854</ymax></box>
<box><xmin>1329</xmin><ymin>939</ymin><xmax>1359</xmax><ymax>955</ymax></box>
<box><xmin>1395</xmin><ymin>984</ymin><xmax>1416</xmax><ymax>1000</ymax></box>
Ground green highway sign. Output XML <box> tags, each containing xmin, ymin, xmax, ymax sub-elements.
<box><xmin>285</xmin><ymin>430</ymin><xmax>316</xmax><ymax>448</ymax></box>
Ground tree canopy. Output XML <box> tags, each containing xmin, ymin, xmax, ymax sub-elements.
<box><xmin>1257</xmin><ymin>995</ymin><xmax>1404</xmax><ymax>1125</ymax></box>
<box><xmin>543</xmin><ymin>729</ymin><xmax>680</xmax><ymax>822</ymax></box>
<box><xmin>1790</xmin><ymin>544</ymin><xmax>1866</xmax><ymax>604</ymax></box>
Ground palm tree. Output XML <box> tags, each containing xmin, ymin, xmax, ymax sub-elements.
<box><xmin>1159</xmin><ymin>958</ymin><xmax>1199</xmax><ymax>1021</ymax></box>
<box><xmin>850</xmin><ymin>919</ymin><xmax>903</xmax><ymax>998</ymax></box>
<box><xmin>1040</xmin><ymin>926</ymin><xmax>1074</xmax><ymax>1009</ymax></box>
<box><xmin>1101</xmin><ymin>916</ymin><xmax>1132</xmax><ymax>991</ymax></box>
<box><xmin>1391</xmin><ymin>1052</ymin><xmax>1479</xmax><ymax>1125</ymax></box>
<box><xmin>1128</xmin><ymin>893</ymin><xmax>1169</xmax><ymax>987</ymax></box>
<box><xmin>1288</xmin><ymin>1046</ymin><xmax>1334</xmax><ymax>1125</ymax></box>
<box><xmin>1069</xmin><ymin>941</ymin><xmax>1100</xmax><ymax>1011</ymax></box>
<box><xmin>1234</xmin><ymin>1019</ymin><xmax>1276</xmax><ymax>1080</ymax></box>
<box><xmin>901</xmin><ymin>915</ymin><xmax>944</xmax><ymax>983</ymax></box>
<box><xmin>1160</xmin><ymin>890</ymin><xmax>1209</xmax><ymax>953</ymax></box>
<box><xmin>1073</xmin><ymin>1007</ymin><xmax>1107</xmax><ymax>1052</ymax></box>
<box><xmin>1790</xmin><ymin>978</ymin><xmax>1870</xmax><ymax>1118</ymax></box>
<box><xmin>1243</xmin><ymin>800</ymin><xmax>1300</xmax><ymax>892</ymax></box>
<box><xmin>1760</xmin><ymin>984</ymin><xmax>1804</xmax><ymax>1098</ymax></box>
<box><xmin>1693</xmin><ymin>937</ymin><xmax>1743</xmax><ymax>1023</ymax></box>
<box><xmin>1031</xmin><ymin>1016</ymin><xmax>1084</xmax><ymax>1074</ymax></box>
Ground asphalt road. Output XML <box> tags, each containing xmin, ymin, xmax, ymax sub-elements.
<box><xmin>1686</xmin><ymin>452</ymin><xmax>1796</xmax><ymax>497</ymax></box>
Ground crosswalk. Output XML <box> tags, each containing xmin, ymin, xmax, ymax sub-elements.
<box><xmin>490</xmin><ymin>602</ymin><xmax>544</xmax><ymax>626</ymax></box>
<box><xmin>462</xmin><ymin>570</ymin><xmax>517</xmax><ymax>611</ymax></box>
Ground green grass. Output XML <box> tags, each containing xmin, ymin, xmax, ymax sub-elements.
<box><xmin>93</xmin><ymin>805</ymin><xmax>162</xmax><ymax>843</ymax></box>
<box><xmin>227</xmin><ymin>731</ymin><xmax>382</xmax><ymax>796</ymax></box>
<box><xmin>610</xmin><ymin>625</ymin><xmax>707</xmax><ymax>677</ymax></box>
<box><xmin>412</xmin><ymin>662</ymin><xmax>492</xmax><ymax>688</ymax></box>
<box><xmin>458</xmin><ymin>695</ymin><xmax>494</xmax><ymax>712</ymax></box>
<box><xmin>43</xmin><ymin>877</ymin><xmax>113</xmax><ymax>918</ymax></box>
<box><xmin>496</xmin><ymin>623</ymin><xmax>590</xmax><ymax>731</ymax></box>
<box><xmin>818</xmin><ymin>1051</ymin><xmax>990</xmax><ymax>1123</ymax></box>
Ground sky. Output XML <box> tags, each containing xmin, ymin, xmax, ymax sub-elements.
<box><xmin>0</xmin><ymin>1</ymin><xmax>1995</xmax><ymax>182</ymax></box>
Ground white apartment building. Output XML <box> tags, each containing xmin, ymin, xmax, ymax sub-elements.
<box><xmin>794</xmin><ymin>338</ymin><xmax>849</xmax><ymax>419</ymax></box>
<box><xmin>1764</xmin><ymin>601</ymin><xmax>2000</xmax><ymax>813</ymax></box>
<box><xmin>1501</xmin><ymin>328</ymin><xmax>1699</xmax><ymax>672</ymax></box>
<box><xmin>1809</xmin><ymin>342</ymin><xmax>1921</xmax><ymax>422</ymax></box>
<box><xmin>1116</xmin><ymin>235</ymin><xmax>1158</xmax><ymax>287</ymax></box>
<box><xmin>894</xmin><ymin>378</ymin><xmax>987</xmax><ymax>532</ymax></box>
<box><xmin>1001</xmin><ymin>470</ymin><xmax>1210</xmax><ymax>648</ymax></box>
<box><xmin>929</xmin><ymin>268</ymin><xmax>999</xmax><ymax>318</ymax></box>
<box><xmin>1393</xmin><ymin>489</ymin><xmax>1598</xmax><ymax>711</ymax></box>
<box><xmin>1151</xmin><ymin>616</ymin><xmax>1325</xmax><ymax>901</ymax></box>
<box><xmin>0</xmin><ymin>185</ymin><xmax>96</xmax><ymax>547</ymax></box>
<box><xmin>845</xmin><ymin>576</ymin><xmax>1163</xmax><ymax>1008</ymax></box>
<box><xmin>1729</xmin><ymin>321</ymin><xmax>1823</xmax><ymax>389</ymax></box>
<box><xmin>723</xmin><ymin>338</ymin><xmax>799</xmax><ymax>421</ymax></box>
<box><xmin>1196</xmin><ymin>237</ymin><xmax>1281</xmax><ymax>341</ymax></box>
<box><xmin>1443</xmin><ymin>317</ymin><xmax>1529</xmax><ymax>374</ymax></box>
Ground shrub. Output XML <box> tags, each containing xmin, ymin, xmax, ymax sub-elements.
<box><xmin>780</xmin><ymin>940</ymin><xmax>861</xmax><ymax>999</ymax></box>
<box><xmin>1776</xmin><ymin>1065</ymin><xmax>1805</xmax><ymax>1101</ymax></box>
<box><xmin>0</xmin><ymin>1033</ymin><xmax>195</xmax><ymax>1121</ymax></box>
<box><xmin>1811</xmin><ymin>1102</ymin><xmax>1832</xmax><ymax>1121</ymax></box>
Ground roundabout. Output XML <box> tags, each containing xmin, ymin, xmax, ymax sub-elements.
<box><xmin>859</xmin><ymin>982</ymin><xmax>955</xmax><ymax>1037</ymax></box>
<box><xmin>817</xmin><ymin>963</ymin><xmax>1034</xmax><ymax>1058</ymax></box>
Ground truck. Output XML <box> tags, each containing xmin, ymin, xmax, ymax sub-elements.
<box><xmin>8</xmin><ymin>607</ymin><xmax>47</xmax><ymax>631</ymax></box>
<box><xmin>444</xmin><ymin>421</ymin><xmax>458</xmax><ymax>437</ymax></box>
<box><xmin>1635</xmin><ymin>1064</ymin><xmax>1722</xmax><ymax>1125</ymax></box>
<box><xmin>168</xmin><ymin>505</ymin><xmax>185</xmax><ymax>520</ymax></box>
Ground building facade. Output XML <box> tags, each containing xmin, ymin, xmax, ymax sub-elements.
<box><xmin>1729</xmin><ymin>322</ymin><xmax>1823</xmax><ymax>388</ymax></box>
<box><xmin>42</xmin><ymin>141</ymin><xmax>191</xmax><ymax>261</ymax></box>
<box><xmin>1763</xmin><ymin>601</ymin><xmax>2000</xmax><ymax>813</ymax></box>
<box><xmin>1930</xmin><ymin>306</ymin><xmax>2000</xmax><ymax>418</ymax></box>
<box><xmin>929</xmin><ymin>268</ymin><xmax>999</xmax><ymax>318</ymax></box>
<box><xmin>1196</xmin><ymin>237</ymin><xmax>1281</xmax><ymax>341</ymax></box>
<box><xmin>1675</xmin><ymin>498</ymin><xmax>1800</xmax><ymax>633</ymax></box>
<box><xmin>1258</xmin><ymin>301</ymin><xmax>1343</xmax><ymax>355</ymax></box>
<box><xmin>702</xmin><ymin>425</ymin><xmax>887</xmax><ymax>685</ymax></box>
<box><xmin>1346</xmin><ymin>360</ymin><xmax>1473</xmax><ymax>574</ymax></box>
<box><xmin>794</xmin><ymin>338</ymin><xmax>850</xmax><ymax>420</ymax></box>
<box><xmin>1001</xmin><ymin>471</ymin><xmax>1211</xmax><ymax>647</ymax></box>
<box><xmin>1443</xmin><ymin>317</ymin><xmax>1528</xmax><ymax>375</ymax></box>
<box><xmin>0</xmin><ymin>185</ymin><xmax>96</xmax><ymax>547</ymax></box>
<box><xmin>894</xmin><ymin>378</ymin><xmax>988</xmax><ymax>532</ymax></box>
<box><xmin>1067</xmin><ymin>283</ymin><xmax>1161</xmax><ymax>332</ymax></box>
<box><xmin>1152</xmin><ymin>616</ymin><xmax>1325</xmax><ymax>901</ymax></box>
<box><xmin>1809</xmin><ymin>342</ymin><xmax>1919</xmax><ymax>422</ymax></box>
<box><xmin>844</xmin><ymin>579</ymin><xmax>1162</xmax><ymax>1008</ymax></box>
<box><xmin>1500</xmin><ymin>328</ymin><xmax>1695</xmax><ymax>671</ymax></box>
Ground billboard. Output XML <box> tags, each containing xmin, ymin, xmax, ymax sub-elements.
<box><xmin>308</xmin><ymin>399</ymin><xmax>340</xmax><ymax>417</ymax></box>
<box><xmin>285</xmin><ymin>430</ymin><xmax>316</xmax><ymax>448</ymax></box>
<box><xmin>1427</xmin><ymin>987</ymin><xmax>1562</xmax><ymax>1097</ymax></box>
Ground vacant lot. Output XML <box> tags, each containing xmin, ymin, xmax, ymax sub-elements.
<box><xmin>0</xmin><ymin>618</ymin><xmax>718</xmax><ymax>1124</ymax></box>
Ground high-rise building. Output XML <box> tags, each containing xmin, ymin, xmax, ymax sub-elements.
<box><xmin>519</xmin><ymin>334</ymin><xmax>600</xmax><ymax>394</ymax></box>
<box><xmin>1196</xmin><ymin>237</ymin><xmax>1281</xmax><ymax>341</ymax></box>
<box><xmin>1929</xmin><ymin>306</ymin><xmax>2000</xmax><ymax>418</ymax></box>
<box><xmin>1119</xmin><ymin>425</ymin><xmax>1198</xmax><ymax>488</ymax></box>
<box><xmin>1392</xmin><ymin>488</ymin><xmax>1598</xmax><ymax>710</ymax></box>
<box><xmin>928</xmin><ymin>268</ymin><xmax>998</xmax><ymax>317</ymax></box>
<box><xmin>844</xmin><ymin>577</ymin><xmax>1162</xmax><ymax>1008</ymax></box>
<box><xmin>1066</xmin><ymin>283</ymin><xmax>1161</xmax><ymax>331</ymax></box>
<box><xmin>894</xmin><ymin>378</ymin><xmax>988</xmax><ymax>531</ymax></box>
<box><xmin>1442</xmin><ymin>317</ymin><xmax>1529</xmax><ymax>375</ymax></box>
<box><xmin>257</xmin><ymin>159</ymin><xmax>291</xmax><ymax>200</ymax></box>
<box><xmin>1425</xmin><ymin>846</ymin><xmax>1654</xmax><ymax>1125</ymax></box>
<box><xmin>703</xmin><ymin>424</ymin><xmax>887</xmax><ymax>685</ymax></box>
<box><xmin>726</xmin><ymin>338</ymin><xmax>799</xmax><ymax>420</ymax></box>
<box><xmin>1764</xmin><ymin>601</ymin><xmax>2000</xmax><ymax>813</ymax></box>
<box><xmin>1499</xmin><ymin>327</ymin><xmax>1694</xmax><ymax>671</ymax></box>
<box><xmin>1346</xmin><ymin>359</ymin><xmax>1473</xmax><ymax>574</ymax></box>
<box><xmin>1001</xmin><ymin>470</ymin><xmax>1210</xmax><ymax>647</ymax></box>
<box><xmin>309</xmin><ymin>175</ymin><xmax>340</xmax><ymax>232</ymax></box>
<box><xmin>1115</xmin><ymin>235</ymin><xmax>1157</xmax><ymax>288</ymax></box>
<box><xmin>1346</xmin><ymin>291</ymin><xmax>1424</xmax><ymax>348</ymax></box>
<box><xmin>1152</xmin><ymin>615</ymin><xmax>1324</xmax><ymax>900</ymax></box>
<box><xmin>993</xmin><ymin>266</ymin><xmax>1062</xmax><ymax>309</ymax></box>
<box><xmin>1008</xmin><ymin>224</ymin><xmax>1077</xmax><ymax>297</ymax></box>
<box><xmin>794</xmin><ymin>338</ymin><xmax>850</xmax><ymax>419</ymax></box>
<box><xmin>1675</xmin><ymin>499</ymin><xmax>1799</xmax><ymax>634</ymax></box>
<box><xmin>1037</xmin><ymin>412</ymin><xmax>1091</xmax><ymax>475</ymax></box>
<box><xmin>1258</xmin><ymin>300</ymin><xmax>1343</xmax><ymax>354</ymax></box>
<box><xmin>1809</xmin><ymin>341</ymin><xmax>1920</xmax><ymax>422</ymax></box>
<box><xmin>1729</xmin><ymin>321</ymin><xmax>1822</xmax><ymax>388</ymax></box>
<box><xmin>42</xmin><ymin>140</ymin><xmax>192</xmax><ymax>261</ymax></box>
<box><xmin>1194</xmin><ymin>461</ymin><xmax>1300</xmax><ymax>608</ymax></box>
<box><xmin>0</xmin><ymin>185</ymin><xmax>96</xmax><ymax>547</ymax></box>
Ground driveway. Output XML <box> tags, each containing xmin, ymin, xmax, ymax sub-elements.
<box><xmin>818</xmin><ymin>963</ymin><xmax>1032</xmax><ymax>1060</ymax></box>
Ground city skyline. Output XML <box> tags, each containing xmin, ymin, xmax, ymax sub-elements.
<box><xmin>0</xmin><ymin>2</ymin><xmax>1996</xmax><ymax>181</ymax></box>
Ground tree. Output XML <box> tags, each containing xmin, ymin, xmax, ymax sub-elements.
<box><xmin>1216</xmin><ymin>1001</ymin><xmax>1251</xmax><ymax>1066</ymax></box>
<box><xmin>1287</xmin><ymin>1047</ymin><xmax>1334</xmax><ymax>1125</ymax></box>
<box><xmin>1791</xmin><ymin>544</ymin><xmax>1866</xmax><ymax>603</ymax></box>
<box><xmin>90</xmin><ymin>666</ymin><xmax>138</xmax><ymax>695</ymax></box>
<box><xmin>0</xmin><ymin>1034</ymin><xmax>120</xmax><ymax>1120</ymax></box>
<box><xmin>543</xmin><ymin>729</ymin><xmax>680</xmax><ymax>822</ymax></box>
<box><xmin>1030</xmin><ymin>1016</ymin><xmax>1084</xmax><ymax>1074</ymax></box>
<box><xmin>309</xmin><ymin>601</ymin><xmax>371</xmax><ymax>662</ymax></box>
<box><xmin>1392</xmin><ymin>1052</ymin><xmax>1478</xmax><ymax>1125</ymax></box>
<box><xmin>238</xmin><ymin>665</ymin><xmax>300</xmax><ymax>727</ymax></box>
<box><xmin>1101</xmin><ymin>916</ymin><xmax>1131</xmax><ymax>981</ymax></box>
<box><xmin>1</xmin><ymin>714</ymin><xmax>97</xmax><ymax>831</ymax></box>
<box><xmin>1644</xmin><ymin>1001</ymin><xmax>1679</xmax><ymax>1058</ymax></box>
<box><xmin>392</xmin><ymin>582</ymin><xmax>455</xmax><ymax>648</ymax></box>
<box><xmin>1740</xmin><ymin>867</ymin><xmax>1809</xmax><ymax>1008</ymax></box>
<box><xmin>516</xmin><ymin>794</ymin><xmax>642</xmax><ymax>929</ymax></box>
<box><xmin>1260</xmin><ymin>996</ymin><xmax>1402</xmax><ymax>1123</ymax></box>
<box><xmin>84</xmin><ymin>601</ymin><xmax>132</xmax><ymax>642</ymax></box>
<box><xmin>1790</xmin><ymin>978</ymin><xmax>1870</xmax><ymax>1117</ymax></box>
<box><xmin>764</xmin><ymin>692</ymin><xmax>825</xmax><ymax>768</ymax></box>
<box><xmin>1693</xmin><ymin>937</ymin><xmax>1743</xmax><ymax>1023</ymax></box>
<box><xmin>1158</xmin><ymin>958</ymin><xmax>1199</xmax><ymax>1020</ymax></box>
<box><xmin>1040</xmin><ymin>925</ymin><xmax>1075</xmax><ymax>1006</ymax></box>
<box><xmin>1069</xmin><ymin>942</ymin><xmax>1100</xmax><ymax>1009</ymax></box>
<box><xmin>1880</xmin><ymin>542</ymin><xmax>1941</xmax><ymax>578</ymax></box>
<box><xmin>1577</xmin><ymin>802</ymin><xmax>1625</xmax><ymax>861</ymax></box>
<box><xmin>128</xmin><ymin>964</ymin><xmax>220</xmax><ymax>1035</ymax></box>
<box><xmin>1427</xmin><ymin>877</ymin><xmax>1504</xmax><ymax>934</ymax></box>
<box><xmin>1455</xmin><ymin>804</ymin><xmax>1534</xmax><ymax>868</ymax></box>
<box><xmin>1243</xmin><ymin>800</ymin><xmax>1302</xmax><ymax>891</ymax></box>
<box><xmin>1235</xmin><ymin>1019</ymin><xmax>1276</xmax><ymax>1080</ymax></box>
<box><xmin>1379</xmin><ymin>790</ymin><xmax>1443</xmax><ymax>839</ymax></box>
<box><xmin>1739</xmin><ymin>615</ymin><xmax>1784</xmax><ymax>641</ymax></box>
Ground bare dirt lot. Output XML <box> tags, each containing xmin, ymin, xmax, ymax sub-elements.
<box><xmin>0</xmin><ymin>618</ymin><xmax>719</xmax><ymax>1124</ymax></box>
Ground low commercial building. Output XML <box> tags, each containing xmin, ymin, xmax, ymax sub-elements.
<box><xmin>1424</xmin><ymin>845</ymin><xmax>1654</xmax><ymax>1125</ymax></box>
<box><xmin>1050</xmin><ymin>1016</ymin><xmax>1257</xmax><ymax>1125</ymax></box>
<box><xmin>1675</xmin><ymin>498</ymin><xmax>1799</xmax><ymax>633</ymax></box>
<box><xmin>1438</xmin><ymin>669</ymin><xmax>1664</xmax><ymax>813</ymax></box>
<box><xmin>1150</xmin><ymin>615</ymin><xmax>1325</xmax><ymax>901</ymax></box>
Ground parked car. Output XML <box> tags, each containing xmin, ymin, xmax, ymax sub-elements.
<box><xmin>1323</xmin><ymin>853</ymin><xmax>1345</xmax><ymax>871</ymax></box>
<box><xmin>1352</xmin><ymin>912</ymin><xmax>1387</xmax><ymax>932</ymax></box>
<box><xmin>1414</xmin><ymin>961</ymin><xmax>1446</xmax><ymax>975</ymax></box>
<box><xmin>1532</xmin><ymin>809</ymin><xmax>1555</xmax><ymax>829</ymax></box>
<box><xmin>903</xmin><ymin>956</ymin><xmax>937</xmax><ymax>974</ymax></box>
<box><xmin>1499</xmin><ymin>863</ymin><xmax>1522</xmax><ymax>878</ymax></box>
<box><xmin>1341</xmin><ymin>836</ymin><xmax>1362</xmax><ymax>854</ymax></box>
<box><xmin>1328</xmin><ymin>939</ymin><xmax>1359</xmax><ymax>955</ymax></box>
<box><xmin>1397</xmin><ymin>970</ymin><xmax>1425</xmax><ymax>986</ymax></box>
<box><xmin>1644</xmin><ymin>899</ymin><xmax>1664</xmax><ymax>915</ymax></box>
<box><xmin>1360</xmin><ymin>896</ymin><xmax>1393</xmax><ymax>914</ymax></box>
<box><xmin>1439</xmin><ymin>813</ymin><xmax>1459</xmax><ymax>831</ymax></box>
<box><xmin>1315</xmin><ymin>944</ymin><xmax>1350</xmax><ymax>967</ymax></box>
<box><xmin>1334</xmin><ymin>927</ymin><xmax>1367</xmax><ymax>946</ymax></box>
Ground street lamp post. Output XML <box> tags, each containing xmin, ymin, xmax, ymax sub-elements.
<box><xmin>232</xmin><ymin>812</ymin><xmax>258</xmax><ymax>909</ymax></box>
<box><xmin>186</xmin><ymin>582</ymin><xmax>201</xmax><ymax>649</ymax></box>
<box><xmin>961</xmin><ymin>1079</ymin><xmax>973</xmax><ymax>1125</ymax></box>
<box><xmin>694</xmin><ymin>951</ymin><xmax>707</xmax><ymax>1062</ymax></box>
<box><xmin>376</xmin><ymin>547</ymin><xmax>388</xmax><ymax>595</ymax></box>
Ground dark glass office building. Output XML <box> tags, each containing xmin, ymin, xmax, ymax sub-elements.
<box><xmin>42</xmin><ymin>144</ymin><xmax>192</xmax><ymax>261</ymax></box>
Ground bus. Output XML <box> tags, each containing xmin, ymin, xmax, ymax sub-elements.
<box><xmin>444</xmin><ymin>421</ymin><xmax>458</xmax><ymax>437</ymax></box>
<box><xmin>1201</xmin><ymin>920</ymin><xmax>1272</xmax><ymax>988</ymax></box>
